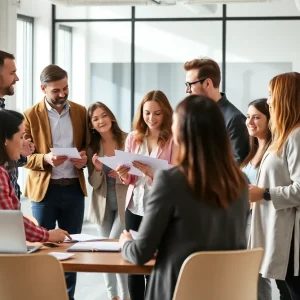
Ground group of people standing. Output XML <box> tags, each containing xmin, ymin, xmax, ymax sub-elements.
<box><xmin>0</xmin><ymin>48</ymin><xmax>300</xmax><ymax>300</ymax></box>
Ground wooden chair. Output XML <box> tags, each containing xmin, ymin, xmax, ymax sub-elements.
<box><xmin>172</xmin><ymin>248</ymin><xmax>264</xmax><ymax>300</ymax></box>
<box><xmin>0</xmin><ymin>254</ymin><xmax>68</xmax><ymax>300</ymax></box>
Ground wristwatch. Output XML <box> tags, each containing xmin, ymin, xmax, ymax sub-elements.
<box><xmin>263</xmin><ymin>188</ymin><xmax>271</xmax><ymax>201</ymax></box>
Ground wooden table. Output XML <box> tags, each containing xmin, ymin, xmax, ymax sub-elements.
<box><xmin>32</xmin><ymin>242</ymin><xmax>155</xmax><ymax>274</ymax></box>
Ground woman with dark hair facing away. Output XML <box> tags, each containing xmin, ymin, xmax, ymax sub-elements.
<box><xmin>86</xmin><ymin>102</ymin><xmax>130</xmax><ymax>300</ymax></box>
<box><xmin>119</xmin><ymin>95</ymin><xmax>249</xmax><ymax>300</ymax></box>
<box><xmin>0</xmin><ymin>109</ymin><xmax>70</xmax><ymax>243</ymax></box>
<box><xmin>116</xmin><ymin>90</ymin><xmax>176</xmax><ymax>300</ymax></box>
<box><xmin>242</xmin><ymin>99</ymin><xmax>291</xmax><ymax>300</ymax></box>
<box><xmin>249</xmin><ymin>72</ymin><xmax>300</xmax><ymax>300</ymax></box>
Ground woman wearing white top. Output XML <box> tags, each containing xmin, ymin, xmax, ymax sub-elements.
<box><xmin>87</xmin><ymin>102</ymin><xmax>130</xmax><ymax>300</ymax></box>
<box><xmin>242</xmin><ymin>99</ymin><xmax>273</xmax><ymax>300</ymax></box>
<box><xmin>249</xmin><ymin>72</ymin><xmax>300</xmax><ymax>300</ymax></box>
<box><xmin>116</xmin><ymin>90</ymin><xmax>175</xmax><ymax>300</ymax></box>
<box><xmin>242</xmin><ymin>98</ymin><xmax>291</xmax><ymax>300</ymax></box>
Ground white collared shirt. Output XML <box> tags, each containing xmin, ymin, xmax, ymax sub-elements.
<box><xmin>128</xmin><ymin>136</ymin><xmax>158</xmax><ymax>216</ymax></box>
<box><xmin>45</xmin><ymin>99</ymin><xmax>77</xmax><ymax>179</ymax></box>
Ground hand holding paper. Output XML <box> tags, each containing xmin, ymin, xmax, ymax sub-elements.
<box><xmin>132</xmin><ymin>161</ymin><xmax>154</xmax><ymax>179</ymax></box>
<box><xmin>70</xmin><ymin>150</ymin><xmax>87</xmax><ymax>169</ymax></box>
<box><xmin>115</xmin><ymin>150</ymin><xmax>169</xmax><ymax>177</ymax></box>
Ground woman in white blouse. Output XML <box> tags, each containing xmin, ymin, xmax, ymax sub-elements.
<box><xmin>116</xmin><ymin>90</ymin><xmax>176</xmax><ymax>300</ymax></box>
<box><xmin>249</xmin><ymin>72</ymin><xmax>300</xmax><ymax>299</ymax></box>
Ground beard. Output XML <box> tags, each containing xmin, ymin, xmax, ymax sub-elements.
<box><xmin>47</xmin><ymin>94</ymin><xmax>68</xmax><ymax>107</ymax></box>
<box><xmin>1</xmin><ymin>83</ymin><xmax>15</xmax><ymax>96</ymax></box>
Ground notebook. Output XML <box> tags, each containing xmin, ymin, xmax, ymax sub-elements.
<box><xmin>67</xmin><ymin>241</ymin><xmax>121</xmax><ymax>252</ymax></box>
<box><xmin>64</xmin><ymin>233</ymin><xmax>107</xmax><ymax>243</ymax></box>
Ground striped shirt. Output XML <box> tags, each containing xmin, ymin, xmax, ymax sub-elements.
<box><xmin>0</xmin><ymin>166</ymin><xmax>49</xmax><ymax>242</ymax></box>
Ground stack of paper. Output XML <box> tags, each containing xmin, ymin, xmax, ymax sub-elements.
<box><xmin>98</xmin><ymin>150</ymin><xmax>169</xmax><ymax>176</ymax></box>
<box><xmin>64</xmin><ymin>234</ymin><xmax>108</xmax><ymax>243</ymax></box>
<box><xmin>67</xmin><ymin>241</ymin><xmax>121</xmax><ymax>252</ymax></box>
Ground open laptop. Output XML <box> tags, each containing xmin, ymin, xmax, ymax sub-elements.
<box><xmin>0</xmin><ymin>210</ymin><xmax>41</xmax><ymax>254</ymax></box>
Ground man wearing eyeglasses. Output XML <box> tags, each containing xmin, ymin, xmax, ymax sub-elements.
<box><xmin>184</xmin><ymin>57</ymin><xmax>249</xmax><ymax>164</ymax></box>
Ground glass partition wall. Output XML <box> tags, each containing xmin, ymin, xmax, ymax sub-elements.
<box><xmin>54</xmin><ymin>2</ymin><xmax>300</xmax><ymax>129</ymax></box>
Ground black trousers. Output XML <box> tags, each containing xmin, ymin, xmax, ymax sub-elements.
<box><xmin>284</xmin><ymin>233</ymin><xmax>300</xmax><ymax>300</ymax></box>
<box><xmin>276</xmin><ymin>280</ymin><xmax>292</xmax><ymax>300</ymax></box>
<box><xmin>125</xmin><ymin>209</ymin><xmax>149</xmax><ymax>300</ymax></box>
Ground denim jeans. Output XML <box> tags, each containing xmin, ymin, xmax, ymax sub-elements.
<box><xmin>31</xmin><ymin>182</ymin><xmax>84</xmax><ymax>300</ymax></box>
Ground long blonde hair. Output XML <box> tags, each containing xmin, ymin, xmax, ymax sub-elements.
<box><xmin>269</xmin><ymin>72</ymin><xmax>300</xmax><ymax>155</ymax></box>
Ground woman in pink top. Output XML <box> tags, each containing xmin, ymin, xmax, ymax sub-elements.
<box><xmin>116</xmin><ymin>90</ymin><xmax>175</xmax><ymax>300</ymax></box>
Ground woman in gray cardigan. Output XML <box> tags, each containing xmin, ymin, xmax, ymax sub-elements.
<box><xmin>249</xmin><ymin>72</ymin><xmax>300</xmax><ymax>299</ymax></box>
<box><xmin>87</xmin><ymin>102</ymin><xmax>129</xmax><ymax>300</ymax></box>
<box><xmin>119</xmin><ymin>95</ymin><xmax>249</xmax><ymax>300</ymax></box>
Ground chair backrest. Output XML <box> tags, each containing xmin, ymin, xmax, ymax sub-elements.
<box><xmin>0</xmin><ymin>254</ymin><xmax>68</xmax><ymax>300</ymax></box>
<box><xmin>172</xmin><ymin>248</ymin><xmax>264</xmax><ymax>300</ymax></box>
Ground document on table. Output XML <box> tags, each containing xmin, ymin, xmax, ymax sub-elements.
<box><xmin>67</xmin><ymin>241</ymin><xmax>121</xmax><ymax>252</ymax></box>
<box><xmin>64</xmin><ymin>234</ymin><xmax>108</xmax><ymax>243</ymax></box>
<box><xmin>50</xmin><ymin>147</ymin><xmax>81</xmax><ymax>159</ymax></box>
<box><xmin>114</xmin><ymin>150</ymin><xmax>169</xmax><ymax>176</ymax></box>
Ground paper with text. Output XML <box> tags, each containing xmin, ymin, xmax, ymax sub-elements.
<box><xmin>50</xmin><ymin>147</ymin><xmax>81</xmax><ymax>159</ymax></box>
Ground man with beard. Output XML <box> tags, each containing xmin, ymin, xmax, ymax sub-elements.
<box><xmin>23</xmin><ymin>64</ymin><xmax>87</xmax><ymax>300</ymax></box>
<box><xmin>0</xmin><ymin>50</ymin><xmax>35</xmax><ymax>199</ymax></box>
<box><xmin>184</xmin><ymin>57</ymin><xmax>249</xmax><ymax>164</ymax></box>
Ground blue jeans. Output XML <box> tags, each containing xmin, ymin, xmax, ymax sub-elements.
<box><xmin>31</xmin><ymin>181</ymin><xmax>84</xmax><ymax>300</ymax></box>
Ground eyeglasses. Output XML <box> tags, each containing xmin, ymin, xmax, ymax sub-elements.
<box><xmin>185</xmin><ymin>78</ymin><xmax>208</xmax><ymax>91</ymax></box>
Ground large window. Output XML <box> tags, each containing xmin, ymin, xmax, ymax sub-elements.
<box><xmin>135</xmin><ymin>21</ymin><xmax>222</xmax><ymax>110</ymax></box>
<box><xmin>57</xmin><ymin>25</ymin><xmax>72</xmax><ymax>96</ymax></box>
<box><xmin>16</xmin><ymin>14</ymin><xmax>34</xmax><ymax>197</ymax></box>
<box><xmin>16</xmin><ymin>15</ymin><xmax>33</xmax><ymax>113</ymax></box>
<box><xmin>54</xmin><ymin>2</ymin><xmax>300</xmax><ymax>125</ymax></box>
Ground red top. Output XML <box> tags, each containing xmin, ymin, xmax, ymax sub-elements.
<box><xmin>0</xmin><ymin>166</ymin><xmax>49</xmax><ymax>242</ymax></box>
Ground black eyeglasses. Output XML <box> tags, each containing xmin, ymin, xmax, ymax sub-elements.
<box><xmin>185</xmin><ymin>78</ymin><xmax>208</xmax><ymax>90</ymax></box>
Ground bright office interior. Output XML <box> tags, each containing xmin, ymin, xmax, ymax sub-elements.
<box><xmin>1</xmin><ymin>0</ymin><xmax>300</xmax><ymax>299</ymax></box>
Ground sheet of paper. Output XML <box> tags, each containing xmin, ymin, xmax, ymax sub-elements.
<box><xmin>67</xmin><ymin>241</ymin><xmax>121</xmax><ymax>252</ymax></box>
<box><xmin>129</xmin><ymin>229</ymin><xmax>138</xmax><ymax>240</ymax></box>
<box><xmin>115</xmin><ymin>150</ymin><xmax>169</xmax><ymax>176</ymax></box>
<box><xmin>98</xmin><ymin>156</ymin><xmax>121</xmax><ymax>171</ymax></box>
<box><xmin>64</xmin><ymin>233</ymin><xmax>107</xmax><ymax>243</ymax></box>
<box><xmin>99</xmin><ymin>155</ymin><xmax>142</xmax><ymax>176</ymax></box>
<box><xmin>50</xmin><ymin>147</ymin><xmax>81</xmax><ymax>159</ymax></box>
<box><xmin>48</xmin><ymin>252</ymin><xmax>75</xmax><ymax>261</ymax></box>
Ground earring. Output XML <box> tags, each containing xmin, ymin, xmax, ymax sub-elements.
<box><xmin>92</xmin><ymin>129</ymin><xmax>96</xmax><ymax>134</ymax></box>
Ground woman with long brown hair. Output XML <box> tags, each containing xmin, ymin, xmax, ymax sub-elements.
<box><xmin>86</xmin><ymin>102</ymin><xmax>129</xmax><ymax>300</ymax></box>
<box><xmin>116</xmin><ymin>90</ymin><xmax>175</xmax><ymax>300</ymax></box>
<box><xmin>249</xmin><ymin>72</ymin><xmax>300</xmax><ymax>299</ymax></box>
<box><xmin>119</xmin><ymin>95</ymin><xmax>249</xmax><ymax>300</ymax></box>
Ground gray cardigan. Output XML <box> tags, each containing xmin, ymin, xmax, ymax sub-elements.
<box><xmin>250</xmin><ymin>127</ymin><xmax>300</xmax><ymax>280</ymax></box>
<box><xmin>122</xmin><ymin>167</ymin><xmax>249</xmax><ymax>300</ymax></box>
<box><xmin>87</xmin><ymin>143</ymin><xmax>128</xmax><ymax>226</ymax></box>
